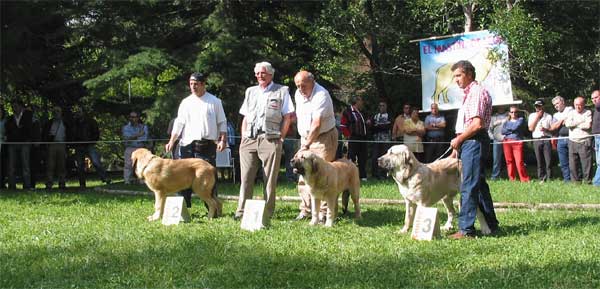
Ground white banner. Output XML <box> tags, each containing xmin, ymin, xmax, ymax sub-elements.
<box><xmin>419</xmin><ymin>30</ymin><xmax>515</xmax><ymax>112</ymax></box>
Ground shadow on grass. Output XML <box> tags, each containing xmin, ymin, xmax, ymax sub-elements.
<box><xmin>3</xmin><ymin>225</ymin><xmax>597</xmax><ymax>289</ymax></box>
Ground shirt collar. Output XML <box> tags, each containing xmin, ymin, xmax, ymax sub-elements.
<box><xmin>261</xmin><ymin>81</ymin><xmax>274</xmax><ymax>92</ymax></box>
<box><xmin>463</xmin><ymin>81</ymin><xmax>477</xmax><ymax>97</ymax></box>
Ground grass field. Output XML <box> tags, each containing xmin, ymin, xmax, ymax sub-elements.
<box><xmin>1</xmin><ymin>178</ymin><xmax>600</xmax><ymax>288</ymax></box>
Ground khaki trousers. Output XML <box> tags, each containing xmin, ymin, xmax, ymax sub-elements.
<box><xmin>46</xmin><ymin>143</ymin><xmax>66</xmax><ymax>187</ymax></box>
<box><xmin>298</xmin><ymin>128</ymin><xmax>339</xmax><ymax>214</ymax></box>
<box><xmin>236</xmin><ymin>135</ymin><xmax>282</xmax><ymax>225</ymax></box>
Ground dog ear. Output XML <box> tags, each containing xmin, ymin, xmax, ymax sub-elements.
<box><xmin>401</xmin><ymin>151</ymin><xmax>414</xmax><ymax>180</ymax></box>
<box><xmin>311</xmin><ymin>157</ymin><xmax>318</xmax><ymax>174</ymax></box>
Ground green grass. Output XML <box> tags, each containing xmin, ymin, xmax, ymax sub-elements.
<box><xmin>1</xmin><ymin>179</ymin><xmax>600</xmax><ymax>288</ymax></box>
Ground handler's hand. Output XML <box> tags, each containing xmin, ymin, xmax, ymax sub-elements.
<box><xmin>217</xmin><ymin>140</ymin><xmax>225</xmax><ymax>152</ymax></box>
<box><xmin>450</xmin><ymin>137</ymin><xmax>462</xmax><ymax>151</ymax></box>
<box><xmin>165</xmin><ymin>142</ymin><xmax>172</xmax><ymax>153</ymax></box>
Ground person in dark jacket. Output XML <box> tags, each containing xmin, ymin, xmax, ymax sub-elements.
<box><xmin>71</xmin><ymin>107</ymin><xmax>110</xmax><ymax>188</ymax></box>
<box><xmin>5</xmin><ymin>100</ymin><xmax>33</xmax><ymax>189</ymax></box>
<box><xmin>340</xmin><ymin>96</ymin><xmax>368</xmax><ymax>180</ymax></box>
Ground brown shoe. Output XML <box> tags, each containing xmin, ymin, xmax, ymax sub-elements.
<box><xmin>448</xmin><ymin>231</ymin><xmax>474</xmax><ymax>240</ymax></box>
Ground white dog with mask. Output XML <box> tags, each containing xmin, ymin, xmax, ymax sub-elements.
<box><xmin>378</xmin><ymin>144</ymin><xmax>491</xmax><ymax>234</ymax></box>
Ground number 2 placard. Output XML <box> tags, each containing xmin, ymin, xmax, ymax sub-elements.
<box><xmin>162</xmin><ymin>196</ymin><xmax>191</xmax><ymax>226</ymax></box>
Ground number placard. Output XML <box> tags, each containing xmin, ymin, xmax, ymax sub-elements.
<box><xmin>411</xmin><ymin>206</ymin><xmax>440</xmax><ymax>241</ymax></box>
<box><xmin>240</xmin><ymin>200</ymin><xmax>266</xmax><ymax>232</ymax></box>
<box><xmin>162</xmin><ymin>196</ymin><xmax>191</xmax><ymax>226</ymax></box>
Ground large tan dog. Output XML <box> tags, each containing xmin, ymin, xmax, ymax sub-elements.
<box><xmin>291</xmin><ymin>150</ymin><xmax>361</xmax><ymax>227</ymax></box>
<box><xmin>131</xmin><ymin>148</ymin><xmax>222</xmax><ymax>221</ymax></box>
<box><xmin>378</xmin><ymin>144</ymin><xmax>490</xmax><ymax>234</ymax></box>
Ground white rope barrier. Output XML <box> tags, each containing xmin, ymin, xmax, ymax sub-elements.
<box><xmin>0</xmin><ymin>133</ymin><xmax>598</xmax><ymax>146</ymax></box>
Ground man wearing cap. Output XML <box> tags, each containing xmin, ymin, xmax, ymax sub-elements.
<box><xmin>549</xmin><ymin>96</ymin><xmax>573</xmax><ymax>182</ymax></box>
<box><xmin>564</xmin><ymin>96</ymin><xmax>593</xmax><ymax>184</ymax></box>
<box><xmin>235</xmin><ymin>62</ymin><xmax>294</xmax><ymax>226</ymax></box>
<box><xmin>293</xmin><ymin>70</ymin><xmax>338</xmax><ymax>220</ymax></box>
<box><xmin>166</xmin><ymin>72</ymin><xmax>227</xmax><ymax>209</ymax></box>
<box><xmin>448</xmin><ymin>60</ymin><xmax>499</xmax><ymax>239</ymax></box>
<box><xmin>528</xmin><ymin>99</ymin><xmax>553</xmax><ymax>183</ymax></box>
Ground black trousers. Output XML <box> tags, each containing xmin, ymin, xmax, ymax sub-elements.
<box><xmin>348</xmin><ymin>136</ymin><xmax>368</xmax><ymax>179</ymax></box>
<box><xmin>533</xmin><ymin>139</ymin><xmax>552</xmax><ymax>181</ymax></box>
<box><xmin>179</xmin><ymin>140</ymin><xmax>217</xmax><ymax>208</ymax></box>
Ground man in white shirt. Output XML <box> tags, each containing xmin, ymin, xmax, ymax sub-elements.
<box><xmin>293</xmin><ymin>70</ymin><xmax>338</xmax><ymax>220</ymax></box>
<box><xmin>528</xmin><ymin>98</ymin><xmax>553</xmax><ymax>183</ymax></box>
<box><xmin>564</xmin><ymin>96</ymin><xmax>593</xmax><ymax>184</ymax></box>
<box><xmin>166</xmin><ymin>72</ymin><xmax>227</xmax><ymax>209</ymax></box>
<box><xmin>235</xmin><ymin>62</ymin><xmax>294</xmax><ymax>226</ymax></box>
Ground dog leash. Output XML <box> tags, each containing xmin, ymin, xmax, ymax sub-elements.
<box><xmin>433</xmin><ymin>146</ymin><xmax>453</xmax><ymax>162</ymax></box>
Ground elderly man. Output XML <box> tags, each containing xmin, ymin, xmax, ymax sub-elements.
<box><xmin>166</xmin><ymin>72</ymin><xmax>227</xmax><ymax>208</ymax></box>
<box><xmin>564</xmin><ymin>96</ymin><xmax>593</xmax><ymax>184</ymax></box>
<box><xmin>235</xmin><ymin>62</ymin><xmax>294</xmax><ymax>226</ymax></box>
<box><xmin>528</xmin><ymin>98</ymin><xmax>553</xmax><ymax>183</ymax></box>
<box><xmin>449</xmin><ymin>60</ymin><xmax>499</xmax><ymax>239</ymax></box>
<box><xmin>424</xmin><ymin>102</ymin><xmax>447</xmax><ymax>163</ymax></box>
<box><xmin>591</xmin><ymin>90</ymin><xmax>600</xmax><ymax>186</ymax></box>
<box><xmin>549</xmin><ymin>96</ymin><xmax>574</xmax><ymax>182</ymax></box>
<box><xmin>293</xmin><ymin>70</ymin><xmax>338</xmax><ymax>220</ymax></box>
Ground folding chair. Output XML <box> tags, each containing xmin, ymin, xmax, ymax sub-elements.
<box><xmin>215</xmin><ymin>147</ymin><xmax>235</xmax><ymax>183</ymax></box>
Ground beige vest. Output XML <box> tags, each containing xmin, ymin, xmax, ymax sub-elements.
<box><xmin>244</xmin><ymin>83</ymin><xmax>288</xmax><ymax>139</ymax></box>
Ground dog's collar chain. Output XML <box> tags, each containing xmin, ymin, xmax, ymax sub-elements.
<box><xmin>140</xmin><ymin>155</ymin><xmax>160</xmax><ymax>176</ymax></box>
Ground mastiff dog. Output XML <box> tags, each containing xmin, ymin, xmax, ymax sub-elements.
<box><xmin>132</xmin><ymin>148</ymin><xmax>222</xmax><ymax>221</ymax></box>
<box><xmin>291</xmin><ymin>150</ymin><xmax>361</xmax><ymax>227</ymax></box>
<box><xmin>378</xmin><ymin>145</ymin><xmax>491</xmax><ymax>234</ymax></box>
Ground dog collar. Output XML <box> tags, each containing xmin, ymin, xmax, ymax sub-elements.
<box><xmin>140</xmin><ymin>155</ymin><xmax>159</xmax><ymax>176</ymax></box>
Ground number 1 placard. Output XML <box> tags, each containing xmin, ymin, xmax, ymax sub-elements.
<box><xmin>240</xmin><ymin>200</ymin><xmax>266</xmax><ymax>232</ymax></box>
<box><xmin>411</xmin><ymin>206</ymin><xmax>440</xmax><ymax>241</ymax></box>
<box><xmin>162</xmin><ymin>196</ymin><xmax>191</xmax><ymax>226</ymax></box>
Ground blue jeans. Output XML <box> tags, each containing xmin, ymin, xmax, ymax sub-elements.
<box><xmin>557</xmin><ymin>138</ymin><xmax>570</xmax><ymax>182</ymax></box>
<box><xmin>594</xmin><ymin>136</ymin><xmax>600</xmax><ymax>186</ymax></box>
<box><xmin>491</xmin><ymin>142</ymin><xmax>504</xmax><ymax>180</ymax></box>
<box><xmin>459</xmin><ymin>138</ymin><xmax>499</xmax><ymax>235</ymax></box>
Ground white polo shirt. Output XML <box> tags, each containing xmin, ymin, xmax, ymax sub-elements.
<box><xmin>294</xmin><ymin>82</ymin><xmax>336</xmax><ymax>138</ymax></box>
<box><xmin>172</xmin><ymin>92</ymin><xmax>227</xmax><ymax>146</ymax></box>
<box><xmin>528</xmin><ymin>112</ymin><xmax>553</xmax><ymax>138</ymax></box>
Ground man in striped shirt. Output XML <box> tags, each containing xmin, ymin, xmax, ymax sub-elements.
<box><xmin>449</xmin><ymin>60</ymin><xmax>499</xmax><ymax>239</ymax></box>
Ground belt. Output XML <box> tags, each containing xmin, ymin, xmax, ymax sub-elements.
<box><xmin>192</xmin><ymin>139</ymin><xmax>214</xmax><ymax>145</ymax></box>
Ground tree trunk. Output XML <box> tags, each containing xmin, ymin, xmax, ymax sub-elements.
<box><xmin>462</xmin><ymin>2</ymin><xmax>476</xmax><ymax>32</ymax></box>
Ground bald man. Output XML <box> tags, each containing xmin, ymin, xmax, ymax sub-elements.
<box><xmin>293</xmin><ymin>70</ymin><xmax>338</xmax><ymax>220</ymax></box>
<box><xmin>564</xmin><ymin>96</ymin><xmax>593</xmax><ymax>184</ymax></box>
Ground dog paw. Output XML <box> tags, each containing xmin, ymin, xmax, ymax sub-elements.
<box><xmin>309</xmin><ymin>220</ymin><xmax>318</xmax><ymax>226</ymax></box>
<box><xmin>324</xmin><ymin>220</ymin><xmax>334</xmax><ymax>227</ymax></box>
<box><xmin>441</xmin><ymin>223</ymin><xmax>454</xmax><ymax>231</ymax></box>
<box><xmin>480</xmin><ymin>227</ymin><xmax>492</xmax><ymax>235</ymax></box>
<box><xmin>399</xmin><ymin>226</ymin><xmax>410</xmax><ymax>234</ymax></box>
<box><xmin>147</xmin><ymin>212</ymin><xmax>161</xmax><ymax>221</ymax></box>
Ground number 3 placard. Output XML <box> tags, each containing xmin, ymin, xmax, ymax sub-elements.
<box><xmin>411</xmin><ymin>206</ymin><xmax>440</xmax><ymax>241</ymax></box>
